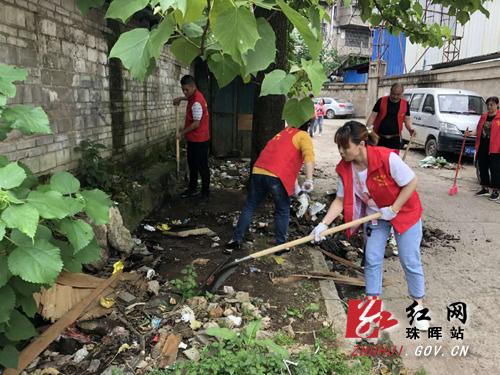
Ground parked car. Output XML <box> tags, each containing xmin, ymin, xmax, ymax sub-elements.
<box><xmin>402</xmin><ymin>88</ymin><xmax>486</xmax><ymax>157</ymax></box>
<box><xmin>314</xmin><ymin>97</ymin><xmax>354</xmax><ymax>119</ymax></box>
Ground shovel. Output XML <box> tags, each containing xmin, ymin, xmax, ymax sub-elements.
<box><xmin>402</xmin><ymin>132</ymin><xmax>415</xmax><ymax>161</ymax></box>
<box><xmin>448</xmin><ymin>128</ymin><xmax>469</xmax><ymax>196</ymax></box>
<box><xmin>175</xmin><ymin>105</ymin><xmax>180</xmax><ymax>176</ymax></box>
<box><xmin>203</xmin><ymin>212</ymin><xmax>382</xmax><ymax>292</ymax></box>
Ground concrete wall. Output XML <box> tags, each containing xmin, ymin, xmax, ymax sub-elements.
<box><xmin>0</xmin><ymin>0</ymin><xmax>188</xmax><ymax>174</ymax></box>
<box><xmin>320</xmin><ymin>83</ymin><xmax>368</xmax><ymax>117</ymax></box>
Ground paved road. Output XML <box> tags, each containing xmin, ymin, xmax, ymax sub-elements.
<box><xmin>312</xmin><ymin>118</ymin><xmax>500</xmax><ymax>374</ymax></box>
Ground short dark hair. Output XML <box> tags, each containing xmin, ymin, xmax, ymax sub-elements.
<box><xmin>390</xmin><ymin>83</ymin><xmax>404</xmax><ymax>93</ymax></box>
<box><xmin>486</xmin><ymin>96</ymin><xmax>499</xmax><ymax>106</ymax></box>
<box><xmin>180</xmin><ymin>75</ymin><xmax>196</xmax><ymax>85</ymax></box>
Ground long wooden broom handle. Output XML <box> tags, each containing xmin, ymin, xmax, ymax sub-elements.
<box><xmin>248</xmin><ymin>212</ymin><xmax>382</xmax><ymax>260</ymax></box>
<box><xmin>175</xmin><ymin>106</ymin><xmax>180</xmax><ymax>173</ymax></box>
<box><xmin>402</xmin><ymin>132</ymin><xmax>415</xmax><ymax>161</ymax></box>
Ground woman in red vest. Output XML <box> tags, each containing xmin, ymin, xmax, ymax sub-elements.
<box><xmin>470</xmin><ymin>96</ymin><xmax>500</xmax><ymax>201</ymax></box>
<box><xmin>311</xmin><ymin>121</ymin><xmax>430</xmax><ymax>331</ymax></box>
<box><xmin>225</xmin><ymin>120</ymin><xmax>315</xmax><ymax>254</ymax></box>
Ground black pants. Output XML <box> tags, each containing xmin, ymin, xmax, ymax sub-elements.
<box><xmin>187</xmin><ymin>141</ymin><xmax>210</xmax><ymax>193</ymax></box>
<box><xmin>378</xmin><ymin>136</ymin><xmax>402</xmax><ymax>150</ymax></box>
<box><xmin>477</xmin><ymin>138</ymin><xmax>500</xmax><ymax>189</ymax></box>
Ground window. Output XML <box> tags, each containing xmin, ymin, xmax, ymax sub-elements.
<box><xmin>403</xmin><ymin>94</ymin><xmax>412</xmax><ymax>102</ymax></box>
<box><xmin>324</xmin><ymin>98</ymin><xmax>333</xmax><ymax>104</ymax></box>
<box><xmin>438</xmin><ymin>95</ymin><xmax>486</xmax><ymax>114</ymax></box>
<box><xmin>410</xmin><ymin>94</ymin><xmax>425</xmax><ymax>112</ymax></box>
<box><xmin>422</xmin><ymin>94</ymin><xmax>435</xmax><ymax>113</ymax></box>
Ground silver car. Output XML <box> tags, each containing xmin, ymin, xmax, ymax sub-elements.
<box><xmin>315</xmin><ymin>97</ymin><xmax>354</xmax><ymax>119</ymax></box>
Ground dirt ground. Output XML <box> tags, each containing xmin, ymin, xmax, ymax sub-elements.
<box><xmin>313</xmin><ymin>118</ymin><xmax>500</xmax><ymax>374</ymax></box>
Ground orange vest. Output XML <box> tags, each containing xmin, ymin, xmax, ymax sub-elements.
<box><xmin>185</xmin><ymin>90</ymin><xmax>209</xmax><ymax>142</ymax></box>
<box><xmin>336</xmin><ymin>146</ymin><xmax>422</xmax><ymax>237</ymax></box>
<box><xmin>254</xmin><ymin>128</ymin><xmax>304</xmax><ymax>196</ymax></box>
<box><xmin>373</xmin><ymin>96</ymin><xmax>408</xmax><ymax>135</ymax></box>
<box><xmin>475</xmin><ymin>111</ymin><xmax>500</xmax><ymax>154</ymax></box>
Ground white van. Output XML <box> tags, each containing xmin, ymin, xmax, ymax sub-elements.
<box><xmin>402</xmin><ymin>88</ymin><xmax>486</xmax><ymax>157</ymax></box>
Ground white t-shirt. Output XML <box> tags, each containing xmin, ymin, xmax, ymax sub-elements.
<box><xmin>336</xmin><ymin>153</ymin><xmax>415</xmax><ymax>216</ymax></box>
<box><xmin>191</xmin><ymin>102</ymin><xmax>203</xmax><ymax>121</ymax></box>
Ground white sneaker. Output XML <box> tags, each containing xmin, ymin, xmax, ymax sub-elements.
<box><xmin>414</xmin><ymin>305</ymin><xmax>430</xmax><ymax>331</ymax></box>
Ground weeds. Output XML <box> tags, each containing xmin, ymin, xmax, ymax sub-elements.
<box><xmin>169</xmin><ymin>265</ymin><xmax>199</xmax><ymax>299</ymax></box>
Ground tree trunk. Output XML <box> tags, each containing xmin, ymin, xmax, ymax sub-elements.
<box><xmin>250</xmin><ymin>10</ymin><xmax>289</xmax><ymax>166</ymax></box>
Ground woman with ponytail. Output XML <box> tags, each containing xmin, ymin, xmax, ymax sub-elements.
<box><xmin>311</xmin><ymin>121</ymin><xmax>430</xmax><ymax>331</ymax></box>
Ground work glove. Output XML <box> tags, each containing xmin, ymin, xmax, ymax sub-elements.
<box><xmin>380</xmin><ymin>206</ymin><xmax>397</xmax><ymax>221</ymax></box>
<box><xmin>294</xmin><ymin>184</ymin><xmax>302</xmax><ymax>197</ymax></box>
<box><xmin>310</xmin><ymin>222</ymin><xmax>328</xmax><ymax>243</ymax></box>
<box><xmin>301</xmin><ymin>179</ymin><xmax>314</xmax><ymax>193</ymax></box>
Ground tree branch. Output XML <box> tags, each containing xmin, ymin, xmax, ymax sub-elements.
<box><xmin>200</xmin><ymin>0</ymin><xmax>211</xmax><ymax>53</ymax></box>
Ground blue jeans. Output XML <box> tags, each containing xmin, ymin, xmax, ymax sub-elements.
<box><xmin>364</xmin><ymin>219</ymin><xmax>425</xmax><ymax>299</ymax></box>
<box><xmin>316</xmin><ymin>116</ymin><xmax>324</xmax><ymax>134</ymax></box>
<box><xmin>233</xmin><ymin>174</ymin><xmax>290</xmax><ymax>244</ymax></box>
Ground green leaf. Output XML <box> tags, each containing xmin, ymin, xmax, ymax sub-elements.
<box><xmin>1</xmin><ymin>105</ymin><xmax>52</xmax><ymax>135</ymax></box>
<box><xmin>257</xmin><ymin>338</ymin><xmax>289</xmax><ymax>358</ymax></box>
<box><xmin>1</xmin><ymin>203</ymin><xmax>39</xmax><ymax>239</ymax></box>
<box><xmin>9</xmin><ymin>277</ymin><xmax>41</xmax><ymax>296</ymax></box>
<box><xmin>0</xmin><ymin>162</ymin><xmax>27</xmax><ymax>189</ymax></box>
<box><xmin>8</xmin><ymin>239</ymin><xmax>63</xmax><ymax>284</ymax></box>
<box><xmin>149</xmin><ymin>14</ymin><xmax>177</xmax><ymax>59</ymax></box>
<box><xmin>0</xmin><ymin>95</ymin><xmax>6</xmax><ymax>106</ymax></box>
<box><xmin>109</xmin><ymin>28</ymin><xmax>153</xmax><ymax>81</ymax></box>
<box><xmin>242</xmin><ymin>18</ymin><xmax>276</xmax><ymax>76</ymax></box>
<box><xmin>182</xmin><ymin>0</ymin><xmax>206</xmax><ymax>24</ymax></box>
<box><xmin>207</xmin><ymin>54</ymin><xmax>240</xmax><ymax>88</ymax></box>
<box><xmin>58</xmin><ymin>219</ymin><xmax>94</xmax><ymax>253</ymax></box>
<box><xmin>170</xmin><ymin>37</ymin><xmax>201</xmax><ymax>66</ymax></box>
<box><xmin>206</xmin><ymin>327</ymin><xmax>238</xmax><ymax>340</ymax></box>
<box><xmin>50</xmin><ymin>171</ymin><xmax>80</xmax><ymax>195</ymax></box>
<box><xmin>5</xmin><ymin>309</ymin><xmax>37</xmax><ymax>341</ymax></box>
<box><xmin>0</xmin><ymin>156</ymin><xmax>9</xmax><ymax>167</ymax></box>
<box><xmin>245</xmin><ymin>320</ymin><xmax>261</xmax><ymax>340</ymax></box>
<box><xmin>0</xmin><ymin>256</ymin><xmax>10</xmax><ymax>287</ymax></box>
<box><xmin>0</xmin><ymin>286</ymin><xmax>16</xmax><ymax>323</ymax></box>
<box><xmin>182</xmin><ymin>22</ymin><xmax>204</xmax><ymax>38</ymax></box>
<box><xmin>0</xmin><ymin>344</ymin><xmax>19</xmax><ymax>369</ymax></box>
<box><xmin>105</xmin><ymin>0</ymin><xmax>149</xmax><ymax>23</ymax></box>
<box><xmin>75</xmin><ymin>239</ymin><xmax>102</xmax><ymax>264</ymax></box>
<box><xmin>277</xmin><ymin>0</ymin><xmax>321</xmax><ymax>60</ymax></box>
<box><xmin>282</xmin><ymin>97</ymin><xmax>314</xmax><ymax>127</ymax></box>
<box><xmin>80</xmin><ymin>189</ymin><xmax>112</xmax><ymax>225</ymax></box>
<box><xmin>210</xmin><ymin>0</ymin><xmax>260</xmax><ymax>63</ymax></box>
<box><xmin>301</xmin><ymin>59</ymin><xmax>326</xmax><ymax>95</ymax></box>
<box><xmin>57</xmin><ymin>239</ymin><xmax>83</xmax><ymax>272</ymax></box>
<box><xmin>260</xmin><ymin>70</ymin><xmax>296</xmax><ymax>96</ymax></box>
<box><xmin>17</xmin><ymin>294</ymin><xmax>37</xmax><ymax>318</ymax></box>
<box><xmin>75</xmin><ymin>0</ymin><xmax>105</xmax><ymax>15</ymax></box>
<box><xmin>27</xmin><ymin>191</ymin><xmax>74</xmax><ymax>219</ymax></box>
<box><xmin>0</xmin><ymin>64</ymin><xmax>28</xmax><ymax>98</ymax></box>
<box><xmin>400</xmin><ymin>0</ymin><xmax>410</xmax><ymax>11</ymax></box>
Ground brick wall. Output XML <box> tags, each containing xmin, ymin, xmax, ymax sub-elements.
<box><xmin>0</xmin><ymin>0</ymin><xmax>188</xmax><ymax>174</ymax></box>
<box><xmin>320</xmin><ymin>83</ymin><xmax>368</xmax><ymax>117</ymax></box>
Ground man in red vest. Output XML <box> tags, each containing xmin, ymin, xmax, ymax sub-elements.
<box><xmin>224</xmin><ymin>120</ymin><xmax>315</xmax><ymax>254</ymax></box>
<box><xmin>366</xmin><ymin>83</ymin><xmax>415</xmax><ymax>150</ymax></box>
<box><xmin>173</xmin><ymin>75</ymin><xmax>210</xmax><ymax>198</ymax></box>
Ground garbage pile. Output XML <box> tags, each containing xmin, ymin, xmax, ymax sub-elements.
<box><xmin>419</xmin><ymin>156</ymin><xmax>453</xmax><ymax>169</ymax></box>
<box><xmin>210</xmin><ymin>159</ymin><xmax>250</xmax><ymax>190</ymax></box>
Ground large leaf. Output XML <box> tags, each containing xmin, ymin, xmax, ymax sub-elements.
<box><xmin>1</xmin><ymin>203</ymin><xmax>39</xmax><ymax>239</ymax></box>
<box><xmin>181</xmin><ymin>0</ymin><xmax>206</xmax><ymax>24</ymax></box>
<box><xmin>0</xmin><ymin>285</ymin><xmax>16</xmax><ymax>323</ymax></box>
<box><xmin>76</xmin><ymin>239</ymin><xmax>103</xmax><ymax>264</ymax></box>
<box><xmin>9</xmin><ymin>277</ymin><xmax>41</xmax><ymax>296</ymax></box>
<box><xmin>58</xmin><ymin>219</ymin><xmax>94</xmax><ymax>253</ymax></box>
<box><xmin>206</xmin><ymin>327</ymin><xmax>238</xmax><ymax>340</ymax></box>
<box><xmin>57</xmin><ymin>239</ymin><xmax>83</xmax><ymax>273</ymax></box>
<box><xmin>301</xmin><ymin>59</ymin><xmax>327</xmax><ymax>96</ymax></box>
<box><xmin>277</xmin><ymin>0</ymin><xmax>321</xmax><ymax>59</ymax></box>
<box><xmin>260</xmin><ymin>70</ymin><xmax>296</xmax><ymax>96</ymax></box>
<box><xmin>4</xmin><ymin>309</ymin><xmax>37</xmax><ymax>341</ymax></box>
<box><xmin>257</xmin><ymin>338</ymin><xmax>289</xmax><ymax>358</ymax></box>
<box><xmin>242</xmin><ymin>18</ymin><xmax>276</xmax><ymax>76</ymax></box>
<box><xmin>207</xmin><ymin>54</ymin><xmax>240</xmax><ymax>88</ymax></box>
<box><xmin>75</xmin><ymin>0</ymin><xmax>105</xmax><ymax>15</ymax></box>
<box><xmin>0</xmin><ymin>64</ymin><xmax>27</xmax><ymax>98</ymax></box>
<box><xmin>1</xmin><ymin>105</ymin><xmax>51</xmax><ymax>135</ymax></box>
<box><xmin>80</xmin><ymin>189</ymin><xmax>112</xmax><ymax>225</ymax></box>
<box><xmin>170</xmin><ymin>37</ymin><xmax>201</xmax><ymax>66</ymax></box>
<box><xmin>27</xmin><ymin>191</ymin><xmax>75</xmax><ymax>219</ymax></box>
<box><xmin>49</xmin><ymin>171</ymin><xmax>80</xmax><ymax>195</ymax></box>
<box><xmin>106</xmin><ymin>0</ymin><xmax>149</xmax><ymax>23</ymax></box>
<box><xmin>210</xmin><ymin>0</ymin><xmax>260</xmax><ymax>63</ymax></box>
<box><xmin>0</xmin><ymin>256</ymin><xmax>11</xmax><ymax>287</ymax></box>
<box><xmin>8</xmin><ymin>239</ymin><xmax>62</xmax><ymax>284</ymax></box>
<box><xmin>17</xmin><ymin>294</ymin><xmax>37</xmax><ymax>318</ymax></box>
<box><xmin>0</xmin><ymin>162</ymin><xmax>27</xmax><ymax>189</ymax></box>
<box><xmin>109</xmin><ymin>28</ymin><xmax>153</xmax><ymax>81</ymax></box>
<box><xmin>0</xmin><ymin>344</ymin><xmax>19</xmax><ymax>369</ymax></box>
<box><xmin>149</xmin><ymin>14</ymin><xmax>177</xmax><ymax>59</ymax></box>
<box><xmin>282</xmin><ymin>97</ymin><xmax>314</xmax><ymax>127</ymax></box>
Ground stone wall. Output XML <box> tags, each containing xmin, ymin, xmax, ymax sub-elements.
<box><xmin>0</xmin><ymin>0</ymin><xmax>188</xmax><ymax>174</ymax></box>
<box><xmin>320</xmin><ymin>83</ymin><xmax>368</xmax><ymax>117</ymax></box>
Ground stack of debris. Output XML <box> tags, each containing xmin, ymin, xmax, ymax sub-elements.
<box><xmin>210</xmin><ymin>159</ymin><xmax>250</xmax><ymax>190</ymax></box>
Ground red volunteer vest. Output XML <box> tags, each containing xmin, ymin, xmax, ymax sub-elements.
<box><xmin>254</xmin><ymin>128</ymin><xmax>304</xmax><ymax>196</ymax></box>
<box><xmin>185</xmin><ymin>90</ymin><xmax>209</xmax><ymax>142</ymax></box>
<box><xmin>475</xmin><ymin>111</ymin><xmax>500</xmax><ymax>154</ymax></box>
<box><xmin>336</xmin><ymin>146</ymin><xmax>423</xmax><ymax>237</ymax></box>
<box><xmin>373</xmin><ymin>96</ymin><xmax>408</xmax><ymax>135</ymax></box>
